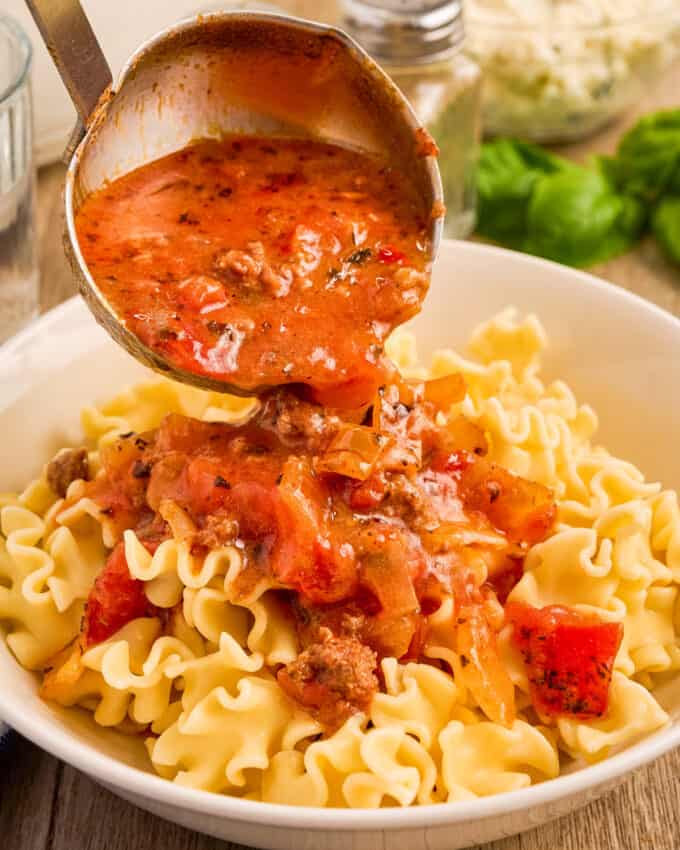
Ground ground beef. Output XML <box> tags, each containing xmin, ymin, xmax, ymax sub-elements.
<box><xmin>256</xmin><ymin>388</ymin><xmax>342</xmax><ymax>453</ymax></box>
<box><xmin>191</xmin><ymin>514</ymin><xmax>239</xmax><ymax>551</ymax></box>
<box><xmin>213</xmin><ymin>240</ymin><xmax>292</xmax><ymax>297</ymax></box>
<box><xmin>46</xmin><ymin>447</ymin><xmax>90</xmax><ymax>497</ymax></box>
<box><xmin>277</xmin><ymin>629</ymin><xmax>378</xmax><ymax>728</ymax></box>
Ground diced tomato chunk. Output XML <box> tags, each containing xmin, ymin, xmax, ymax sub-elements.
<box><xmin>347</xmin><ymin>473</ymin><xmax>387</xmax><ymax>511</ymax></box>
<box><xmin>184</xmin><ymin>453</ymin><xmax>352</xmax><ymax>603</ymax></box>
<box><xmin>182</xmin><ymin>456</ymin><xmax>281</xmax><ymax>523</ymax></box>
<box><xmin>505</xmin><ymin>602</ymin><xmax>623</xmax><ymax>719</ymax></box>
<box><xmin>154</xmin><ymin>413</ymin><xmax>226</xmax><ymax>455</ymax></box>
<box><xmin>274</xmin><ymin>458</ymin><xmax>358</xmax><ymax>604</ymax></box>
<box><xmin>431</xmin><ymin>449</ymin><xmax>473</xmax><ymax>475</ymax></box>
<box><xmin>459</xmin><ymin>459</ymin><xmax>556</xmax><ymax>544</ymax></box>
<box><xmin>83</xmin><ymin>543</ymin><xmax>153</xmax><ymax>647</ymax></box>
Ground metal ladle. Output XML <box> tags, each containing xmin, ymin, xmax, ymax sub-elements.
<box><xmin>26</xmin><ymin>1</ymin><xmax>444</xmax><ymax>396</ymax></box>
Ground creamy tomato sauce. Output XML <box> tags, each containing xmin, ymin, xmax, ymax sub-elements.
<box><xmin>75</xmin><ymin>136</ymin><xmax>431</xmax><ymax>407</ymax></box>
<box><xmin>62</xmin><ymin>380</ymin><xmax>574</xmax><ymax>728</ymax></box>
<box><xmin>44</xmin><ymin>374</ymin><xmax>627</xmax><ymax>729</ymax></box>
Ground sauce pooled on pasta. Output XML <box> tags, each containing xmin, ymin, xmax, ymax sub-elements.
<box><xmin>48</xmin><ymin>381</ymin><xmax>582</xmax><ymax>729</ymax></box>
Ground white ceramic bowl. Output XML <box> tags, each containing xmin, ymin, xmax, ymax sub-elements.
<box><xmin>1</xmin><ymin>240</ymin><xmax>679</xmax><ymax>849</ymax></box>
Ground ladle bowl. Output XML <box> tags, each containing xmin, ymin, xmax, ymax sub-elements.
<box><xmin>30</xmin><ymin>6</ymin><xmax>443</xmax><ymax>395</ymax></box>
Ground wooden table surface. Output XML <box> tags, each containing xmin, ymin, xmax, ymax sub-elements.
<box><xmin>2</xmin><ymin>31</ymin><xmax>680</xmax><ymax>850</ymax></box>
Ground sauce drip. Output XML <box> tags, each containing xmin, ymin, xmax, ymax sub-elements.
<box><xmin>76</xmin><ymin>136</ymin><xmax>431</xmax><ymax>407</ymax></box>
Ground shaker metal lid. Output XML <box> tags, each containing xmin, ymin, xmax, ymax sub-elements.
<box><xmin>341</xmin><ymin>0</ymin><xmax>465</xmax><ymax>64</ymax></box>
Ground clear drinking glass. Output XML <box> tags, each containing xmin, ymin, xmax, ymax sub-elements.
<box><xmin>0</xmin><ymin>15</ymin><xmax>37</xmax><ymax>343</ymax></box>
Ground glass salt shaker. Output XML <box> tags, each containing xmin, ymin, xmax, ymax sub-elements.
<box><xmin>0</xmin><ymin>14</ymin><xmax>37</xmax><ymax>343</ymax></box>
<box><xmin>342</xmin><ymin>0</ymin><xmax>481</xmax><ymax>238</ymax></box>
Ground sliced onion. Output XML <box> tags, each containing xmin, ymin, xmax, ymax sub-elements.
<box><xmin>361</xmin><ymin>549</ymin><xmax>419</xmax><ymax>620</ymax></box>
<box><xmin>424</xmin><ymin>373</ymin><xmax>466</xmax><ymax>409</ymax></box>
<box><xmin>456</xmin><ymin>601</ymin><xmax>516</xmax><ymax>727</ymax></box>
<box><xmin>315</xmin><ymin>424</ymin><xmax>387</xmax><ymax>480</ymax></box>
<box><xmin>459</xmin><ymin>458</ymin><xmax>556</xmax><ymax>544</ymax></box>
<box><xmin>396</xmin><ymin>379</ymin><xmax>424</xmax><ymax>408</ymax></box>
<box><xmin>158</xmin><ymin>498</ymin><xmax>197</xmax><ymax>543</ymax></box>
<box><xmin>40</xmin><ymin>641</ymin><xmax>84</xmax><ymax>701</ymax></box>
<box><xmin>423</xmin><ymin>521</ymin><xmax>509</xmax><ymax>553</ymax></box>
<box><xmin>445</xmin><ymin>415</ymin><xmax>488</xmax><ymax>455</ymax></box>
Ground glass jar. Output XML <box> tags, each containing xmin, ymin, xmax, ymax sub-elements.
<box><xmin>0</xmin><ymin>14</ymin><xmax>37</xmax><ymax>343</ymax></box>
<box><xmin>342</xmin><ymin>0</ymin><xmax>481</xmax><ymax>238</ymax></box>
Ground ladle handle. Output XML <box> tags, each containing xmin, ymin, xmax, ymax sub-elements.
<box><xmin>24</xmin><ymin>0</ymin><xmax>112</xmax><ymax>155</ymax></box>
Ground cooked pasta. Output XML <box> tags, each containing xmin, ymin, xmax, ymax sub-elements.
<box><xmin>1</xmin><ymin>310</ymin><xmax>676</xmax><ymax>807</ymax></box>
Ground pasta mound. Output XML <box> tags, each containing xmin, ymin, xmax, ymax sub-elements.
<box><xmin>1</xmin><ymin>309</ymin><xmax>676</xmax><ymax>807</ymax></box>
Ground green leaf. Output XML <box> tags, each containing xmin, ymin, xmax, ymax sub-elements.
<box><xmin>652</xmin><ymin>196</ymin><xmax>680</xmax><ymax>265</ymax></box>
<box><xmin>525</xmin><ymin>170</ymin><xmax>645</xmax><ymax>267</ymax></box>
<box><xmin>611</xmin><ymin>109</ymin><xmax>680</xmax><ymax>204</ymax></box>
<box><xmin>593</xmin><ymin>154</ymin><xmax>622</xmax><ymax>187</ymax></box>
<box><xmin>476</xmin><ymin>139</ymin><xmax>571</xmax><ymax>248</ymax></box>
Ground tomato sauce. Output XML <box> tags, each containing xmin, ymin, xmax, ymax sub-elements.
<box><xmin>82</xmin><ymin>542</ymin><xmax>155</xmax><ymax>647</ymax></box>
<box><xmin>76</xmin><ymin>382</ymin><xmax>564</xmax><ymax>727</ymax></box>
<box><xmin>75</xmin><ymin>136</ymin><xmax>431</xmax><ymax>407</ymax></box>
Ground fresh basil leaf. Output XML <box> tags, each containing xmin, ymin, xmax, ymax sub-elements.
<box><xmin>611</xmin><ymin>109</ymin><xmax>680</xmax><ymax>204</ymax></box>
<box><xmin>477</xmin><ymin>139</ymin><xmax>570</xmax><ymax>248</ymax></box>
<box><xmin>525</xmin><ymin>170</ymin><xmax>645</xmax><ymax>267</ymax></box>
<box><xmin>593</xmin><ymin>154</ymin><xmax>621</xmax><ymax>187</ymax></box>
<box><xmin>652</xmin><ymin>196</ymin><xmax>680</xmax><ymax>265</ymax></box>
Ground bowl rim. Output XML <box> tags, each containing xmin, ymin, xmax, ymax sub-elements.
<box><xmin>1</xmin><ymin>239</ymin><xmax>679</xmax><ymax>830</ymax></box>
